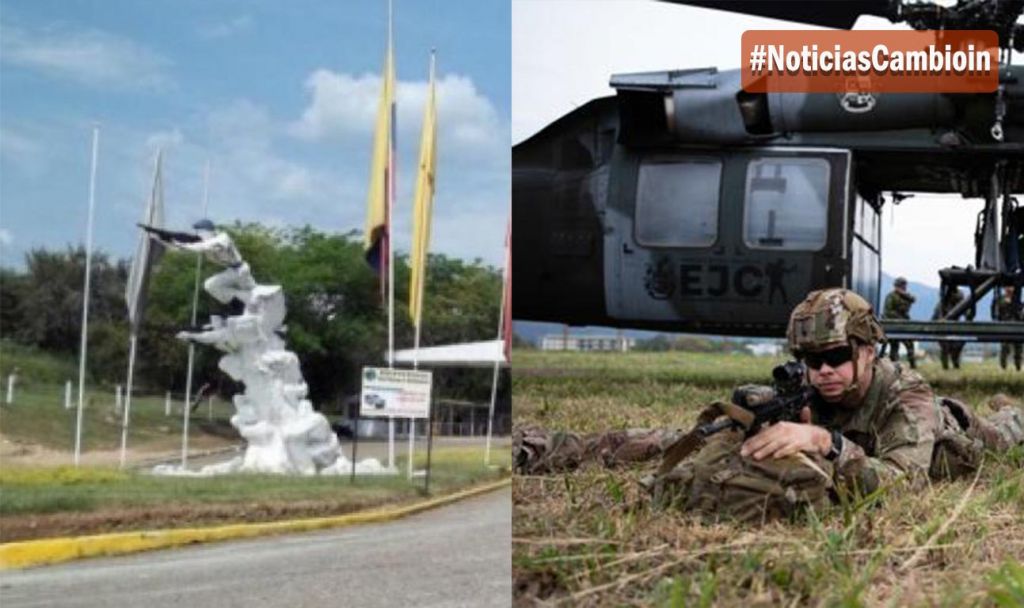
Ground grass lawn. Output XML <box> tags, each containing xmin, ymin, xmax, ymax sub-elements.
<box><xmin>0</xmin><ymin>381</ymin><xmax>237</xmax><ymax>453</ymax></box>
<box><xmin>513</xmin><ymin>349</ymin><xmax>1024</xmax><ymax>606</ymax></box>
<box><xmin>1</xmin><ymin>444</ymin><xmax>511</xmax><ymax>542</ymax></box>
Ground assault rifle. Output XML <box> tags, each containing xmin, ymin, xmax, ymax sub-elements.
<box><xmin>137</xmin><ymin>223</ymin><xmax>202</xmax><ymax>244</ymax></box>
<box><xmin>656</xmin><ymin>360</ymin><xmax>815</xmax><ymax>475</ymax></box>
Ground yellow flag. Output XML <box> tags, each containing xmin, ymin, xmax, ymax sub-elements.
<box><xmin>364</xmin><ymin>41</ymin><xmax>395</xmax><ymax>296</ymax></box>
<box><xmin>409</xmin><ymin>54</ymin><xmax>437</xmax><ymax>326</ymax></box>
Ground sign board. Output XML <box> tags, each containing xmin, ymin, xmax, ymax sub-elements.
<box><xmin>360</xmin><ymin>367</ymin><xmax>432</xmax><ymax>418</ymax></box>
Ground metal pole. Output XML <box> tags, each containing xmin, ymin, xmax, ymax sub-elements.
<box><xmin>119</xmin><ymin>332</ymin><xmax>138</xmax><ymax>468</ymax></box>
<box><xmin>5</xmin><ymin>374</ymin><xmax>13</xmax><ymax>404</ymax></box>
<box><xmin>182</xmin><ymin>160</ymin><xmax>209</xmax><ymax>469</ymax></box>
<box><xmin>115</xmin><ymin>384</ymin><xmax>122</xmax><ymax>414</ymax></box>
<box><xmin>65</xmin><ymin>380</ymin><xmax>72</xmax><ymax>409</ymax></box>
<box><xmin>181</xmin><ymin>388</ymin><xmax>191</xmax><ymax>468</ymax></box>
<box><xmin>75</xmin><ymin>125</ymin><xmax>100</xmax><ymax>467</ymax></box>
<box><xmin>388</xmin><ymin>416</ymin><xmax>395</xmax><ymax>470</ymax></box>
<box><xmin>424</xmin><ymin>396</ymin><xmax>435</xmax><ymax>494</ymax></box>
<box><xmin>411</xmin><ymin>292</ymin><xmax>422</xmax><ymax>479</ymax></box>
<box><xmin>384</xmin><ymin>0</ymin><xmax>397</xmax><ymax>471</ymax></box>
<box><xmin>407</xmin><ymin>417</ymin><xmax>415</xmax><ymax>479</ymax></box>
<box><xmin>350</xmin><ymin>406</ymin><xmax>361</xmax><ymax>483</ymax></box>
<box><xmin>165</xmin><ymin>391</ymin><xmax>171</xmax><ymax>416</ymax></box>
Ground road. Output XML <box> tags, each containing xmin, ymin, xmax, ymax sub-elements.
<box><xmin>0</xmin><ymin>487</ymin><xmax>511</xmax><ymax>608</ymax></box>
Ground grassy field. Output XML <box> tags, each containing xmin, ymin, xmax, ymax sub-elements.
<box><xmin>0</xmin><ymin>380</ymin><xmax>237</xmax><ymax>453</ymax></box>
<box><xmin>513</xmin><ymin>349</ymin><xmax>1024</xmax><ymax>606</ymax></box>
<box><xmin>1</xmin><ymin>444</ymin><xmax>511</xmax><ymax>542</ymax></box>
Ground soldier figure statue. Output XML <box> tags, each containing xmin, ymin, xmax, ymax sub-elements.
<box><xmin>881</xmin><ymin>276</ymin><xmax>917</xmax><ymax>368</ymax></box>
<box><xmin>515</xmin><ymin>289</ymin><xmax>1024</xmax><ymax>523</ymax></box>
<box><xmin>932</xmin><ymin>287</ymin><xmax>965</xmax><ymax>370</ymax></box>
<box><xmin>995</xmin><ymin>286</ymin><xmax>1022</xmax><ymax>371</ymax></box>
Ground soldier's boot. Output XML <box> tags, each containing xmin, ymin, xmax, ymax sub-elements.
<box><xmin>513</xmin><ymin>427</ymin><xmax>586</xmax><ymax>474</ymax></box>
<box><xmin>953</xmin><ymin>397</ymin><xmax>1024</xmax><ymax>451</ymax></box>
<box><xmin>589</xmin><ymin>428</ymin><xmax>679</xmax><ymax>467</ymax></box>
<box><xmin>981</xmin><ymin>406</ymin><xmax>1024</xmax><ymax>449</ymax></box>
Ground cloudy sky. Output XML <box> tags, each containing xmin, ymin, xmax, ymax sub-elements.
<box><xmin>513</xmin><ymin>0</ymin><xmax>1022</xmax><ymax>288</ymax></box>
<box><xmin>1</xmin><ymin>1</ymin><xmax>510</xmax><ymax>269</ymax></box>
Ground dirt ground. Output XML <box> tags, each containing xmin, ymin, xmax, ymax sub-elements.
<box><xmin>0</xmin><ymin>496</ymin><xmax>413</xmax><ymax>543</ymax></box>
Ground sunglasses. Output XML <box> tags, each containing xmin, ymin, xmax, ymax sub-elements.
<box><xmin>801</xmin><ymin>346</ymin><xmax>854</xmax><ymax>370</ymax></box>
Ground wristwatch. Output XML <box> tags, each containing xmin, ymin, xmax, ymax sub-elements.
<box><xmin>824</xmin><ymin>429</ymin><xmax>843</xmax><ymax>461</ymax></box>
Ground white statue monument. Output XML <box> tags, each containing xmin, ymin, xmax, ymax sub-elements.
<box><xmin>150</xmin><ymin>220</ymin><xmax>392</xmax><ymax>476</ymax></box>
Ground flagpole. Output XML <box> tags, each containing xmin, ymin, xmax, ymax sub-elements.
<box><xmin>119</xmin><ymin>331</ymin><xmax>138</xmax><ymax>468</ymax></box>
<box><xmin>182</xmin><ymin>160</ymin><xmax>209</xmax><ymax>468</ymax></box>
<box><xmin>74</xmin><ymin>124</ymin><xmax>100</xmax><ymax>467</ymax></box>
<box><xmin>387</xmin><ymin>0</ymin><xmax>395</xmax><ymax>370</ymax></box>
<box><xmin>386</xmin><ymin>0</ymin><xmax>397</xmax><ymax>471</ymax></box>
<box><xmin>120</xmin><ymin>149</ymin><xmax>163</xmax><ymax>469</ymax></box>
<box><xmin>485</xmin><ymin>269</ymin><xmax>507</xmax><ymax>466</ymax></box>
<box><xmin>409</xmin><ymin>48</ymin><xmax>436</xmax><ymax>479</ymax></box>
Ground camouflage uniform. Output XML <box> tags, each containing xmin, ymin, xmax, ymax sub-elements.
<box><xmin>995</xmin><ymin>291</ymin><xmax>1022</xmax><ymax>371</ymax></box>
<box><xmin>932</xmin><ymin>288</ymin><xmax>965</xmax><ymax>370</ymax></box>
<box><xmin>881</xmin><ymin>279</ymin><xmax>917</xmax><ymax>368</ymax></box>
<box><xmin>514</xmin><ymin>289</ymin><xmax>1024</xmax><ymax>523</ymax></box>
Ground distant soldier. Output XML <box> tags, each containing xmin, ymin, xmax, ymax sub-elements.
<box><xmin>932</xmin><ymin>287</ymin><xmax>965</xmax><ymax>370</ymax></box>
<box><xmin>995</xmin><ymin>286</ymin><xmax>1022</xmax><ymax>371</ymax></box>
<box><xmin>882</xmin><ymin>276</ymin><xmax>917</xmax><ymax>368</ymax></box>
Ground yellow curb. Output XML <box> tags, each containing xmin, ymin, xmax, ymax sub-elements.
<box><xmin>0</xmin><ymin>477</ymin><xmax>510</xmax><ymax>570</ymax></box>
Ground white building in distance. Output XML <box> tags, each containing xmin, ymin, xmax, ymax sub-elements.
<box><xmin>541</xmin><ymin>334</ymin><xmax>636</xmax><ymax>352</ymax></box>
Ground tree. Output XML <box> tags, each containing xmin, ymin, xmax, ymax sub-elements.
<box><xmin>1</xmin><ymin>224</ymin><xmax>504</xmax><ymax>405</ymax></box>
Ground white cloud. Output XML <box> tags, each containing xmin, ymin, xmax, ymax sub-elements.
<box><xmin>145</xmin><ymin>129</ymin><xmax>185</xmax><ymax>153</ymax></box>
<box><xmin>205</xmin><ymin>99</ymin><xmax>343</xmax><ymax>207</ymax></box>
<box><xmin>0</xmin><ymin>22</ymin><xmax>172</xmax><ymax>91</ymax></box>
<box><xmin>289</xmin><ymin>69</ymin><xmax>506</xmax><ymax>155</ymax></box>
<box><xmin>197</xmin><ymin>15</ymin><xmax>254</xmax><ymax>39</ymax></box>
<box><xmin>0</xmin><ymin>125</ymin><xmax>49</xmax><ymax>176</ymax></box>
<box><xmin>0</xmin><ymin>228</ymin><xmax>12</xmax><ymax>247</ymax></box>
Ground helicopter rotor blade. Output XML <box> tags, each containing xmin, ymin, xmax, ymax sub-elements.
<box><xmin>661</xmin><ymin>0</ymin><xmax>897</xmax><ymax>30</ymax></box>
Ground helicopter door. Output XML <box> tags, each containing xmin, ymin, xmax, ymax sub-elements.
<box><xmin>605</xmin><ymin>148</ymin><xmax>850</xmax><ymax>331</ymax></box>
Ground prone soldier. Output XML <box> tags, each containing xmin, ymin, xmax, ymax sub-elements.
<box><xmin>515</xmin><ymin>289</ymin><xmax>1024</xmax><ymax>523</ymax></box>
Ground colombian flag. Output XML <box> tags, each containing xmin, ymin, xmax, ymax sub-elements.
<box><xmin>364</xmin><ymin>38</ymin><xmax>396</xmax><ymax>301</ymax></box>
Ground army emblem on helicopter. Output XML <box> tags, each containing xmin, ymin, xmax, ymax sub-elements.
<box><xmin>837</xmin><ymin>76</ymin><xmax>878</xmax><ymax>113</ymax></box>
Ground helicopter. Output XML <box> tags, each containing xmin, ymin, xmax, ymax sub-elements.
<box><xmin>512</xmin><ymin>0</ymin><xmax>1024</xmax><ymax>342</ymax></box>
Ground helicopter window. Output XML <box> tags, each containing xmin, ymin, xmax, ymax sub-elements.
<box><xmin>853</xmin><ymin>195</ymin><xmax>881</xmax><ymax>250</ymax></box>
<box><xmin>635</xmin><ymin>159</ymin><xmax>721</xmax><ymax>247</ymax></box>
<box><xmin>743</xmin><ymin>158</ymin><xmax>829</xmax><ymax>251</ymax></box>
<box><xmin>851</xmin><ymin>195</ymin><xmax>881</xmax><ymax>304</ymax></box>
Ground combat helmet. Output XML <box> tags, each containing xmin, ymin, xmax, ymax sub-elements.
<box><xmin>787</xmin><ymin>288</ymin><xmax>886</xmax><ymax>355</ymax></box>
